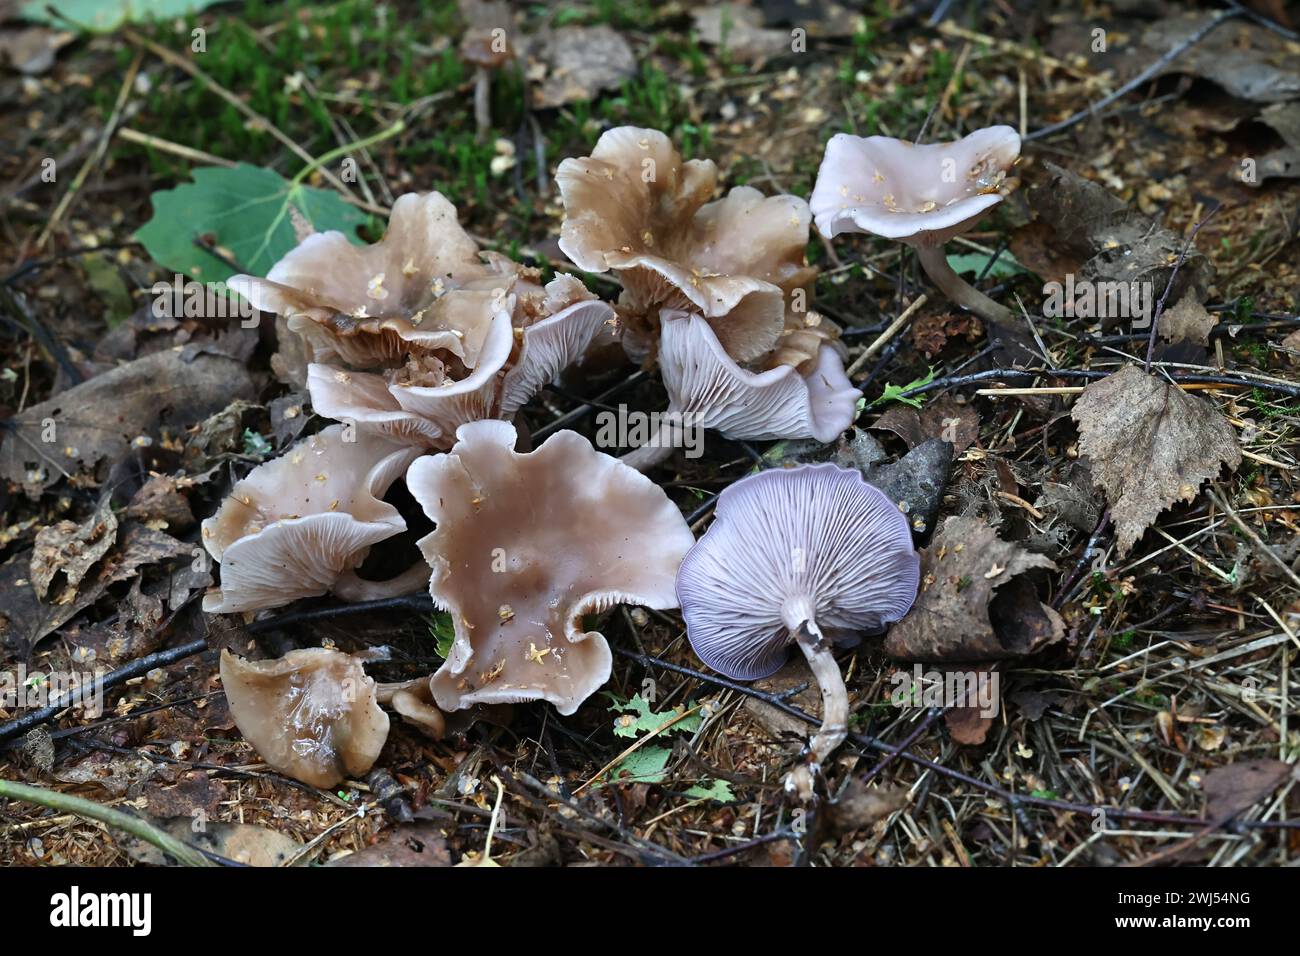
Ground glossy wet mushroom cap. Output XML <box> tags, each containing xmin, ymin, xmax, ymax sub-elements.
<box><xmin>220</xmin><ymin>647</ymin><xmax>390</xmax><ymax>788</ymax></box>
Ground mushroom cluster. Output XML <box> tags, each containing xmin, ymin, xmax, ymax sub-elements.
<box><xmin>204</xmin><ymin>128</ymin><xmax>931</xmax><ymax>798</ymax></box>
<box><xmin>557</xmin><ymin>127</ymin><xmax>861</xmax><ymax>466</ymax></box>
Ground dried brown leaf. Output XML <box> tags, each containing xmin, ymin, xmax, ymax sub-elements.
<box><xmin>1203</xmin><ymin>759</ymin><xmax>1293</xmax><ymax>820</ymax></box>
<box><xmin>1072</xmin><ymin>366</ymin><xmax>1241</xmax><ymax>555</ymax></box>
<box><xmin>1158</xmin><ymin>294</ymin><xmax>1217</xmax><ymax>346</ymax></box>
<box><xmin>884</xmin><ymin>516</ymin><xmax>1062</xmax><ymax>661</ymax></box>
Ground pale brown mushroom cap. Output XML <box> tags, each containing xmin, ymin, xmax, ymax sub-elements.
<box><xmin>202</xmin><ymin>425</ymin><xmax>419</xmax><ymax>613</ymax></box>
<box><xmin>556</xmin><ymin>127</ymin><xmax>813</xmax><ymax>364</ymax></box>
<box><xmin>405</xmin><ymin>420</ymin><xmax>695</xmax><ymax>715</ymax></box>
<box><xmin>220</xmin><ymin>647</ymin><xmax>390</xmax><ymax>788</ymax></box>
<box><xmin>809</xmin><ymin>127</ymin><xmax>1021</xmax><ymax>247</ymax></box>
<box><xmin>229</xmin><ymin>192</ymin><xmax>518</xmax><ymax>369</ymax></box>
<box><xmin>658</xmin><ymin>311</ymin><xmax>861</xmax><ymax>442</ymax></box>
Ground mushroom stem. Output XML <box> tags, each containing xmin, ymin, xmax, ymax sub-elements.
<box><xmin>914</xmin><ymin>243</ymin><xmax>1017</xmax><ymax>327</ymax></box>
<box><xmin>474</xmin><ymin>66</ymin><xmax>492</xmax><ymax>138</ymax></box>
<box><xmin>781</xmin><ymin>598</ymin><xmax>848</xmax><ymax>802</ymax></box>
<box><xmin>333</xmin><ymin>561</ymin><xmax>431</xmax><ymax>603</ymax></box>
<box><xmin>620</xmin><ymin>421</ymin><xmax>676</xmax><ymax>472</ymax></box>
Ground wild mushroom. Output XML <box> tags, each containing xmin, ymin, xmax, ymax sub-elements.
<box><xmin>230</xmin><ymin>192</ymin><xmax>614</xmax><ymax>450</ymax></box>
<box><xmin>622</xmin><ymin>310</ymin><xmax>861</xmax><ymax>470</ymax></box>
<box><xmin>675</xmin><ymin>463</ymin><xmax>919</xmax><ymax>800</ymax></box>
<box><xmin>809</xmin><ymin>127</ymin><xmax>1021</xmax><ymax>326</ymax></box>
<box><xmin>201</xmin><ymin>425</ymin><xmax>423</xmax><ymax>613</ymax></box>
<box><xmin>556</xmin><ymin>126</ymin><xmax>814</xmax><ymax>364</ymax></box>
<box><xmin>405</xmin><ymin>419</ymin><xmax>695</xmax><ymax>715</ymax></box>
<box><xmin>219</xmin><ymin>648</ymin><xmax>389</xmax><ymax>788</ymax></box>
<box><xmin>458</xmin><ymin>0</ymin><xmax>515</xmax><ymax>138</ymax></box>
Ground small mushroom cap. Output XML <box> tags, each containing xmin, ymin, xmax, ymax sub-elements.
<box><xmin>202</xmin><ymin>425</ymin><xmax>419</xmax><ymax>613</ymax></box>
<box><xmin>556</xmin><ymin>127</ymin><xmax>813</xmax><ymax>363</ymax></box>
<box><xmin>219</xmin><ymin>648</ymin><xmax>390</xmax><ymax>788</ymax></box>
<box><xmin>809</xmin><ymin>127</ymin><xmax>1021</xmax><ymax>247</ymax></box>
<box><xmin>658</xmin><ymin>311</ymin><xmax>861</xmax><ymax>443</ymax></box>
<box><xmin>677</xmin><ymin>463</ymin><xmax>920</xmax><ymax>681</ymax></box>
<box><xmin>405</xmin><ymin>419</ymin><xmax>695</xmax><ymax>716</ymax></box>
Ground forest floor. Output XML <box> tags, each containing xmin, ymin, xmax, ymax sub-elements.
<box><xmin>1</xmin><ymin>0</ymin><xmax>1298</xmax><ymax>867</ymax></box>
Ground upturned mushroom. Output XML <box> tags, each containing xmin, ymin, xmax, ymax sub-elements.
<box><xmin>809</xmin><ymin>127</ymin><xmax>1021</xmax><ymax>326</ymax></box>
<box><xmin>622</xmin><ymin>310</ymin><xmax>861</xmax><ymax>470</ymax></box>
<box><xmin>229</xmin><ymin>192</ymin><xmax>615</xmax><ymax>450</ymax></box>
<box><xmin>405</xmin><ymin>419</ymin><xmax>695</xmax><ymax>716</ymax></box>
<box><xmin>201</xmin><ymin>425</ymin><xmax>422</xmax><ymax>613</ymax></box>
<box><xmin>219</xmin><ymin>647</ymin><xmax>390</xmax><ymax>788</ymax></box>
<box><xmin>675</xmin><ymin>463</ymin><xmax>919</xmax><ymax>800</ymax></box>
<box><xmin>556</xmin><ymin>126</ymin><xmax>815</xmax><ymax>364</ymax></box>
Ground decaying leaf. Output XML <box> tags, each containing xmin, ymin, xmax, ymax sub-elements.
<box><xmin>885</xmin><ymin>516</ymin><xmax>1063</xmax><ymax>662</ymax></box>
<box><xmin>0</xmin><ymin>523</ymin><xmax>191</xmax><ymax>657</ymax></box>
<box><xmin>1034</xmin><ymin>464</ymin><xmax>1103</xmax><ymax>533</ymax></box>
<box><xmin>1203</xmin><ymin>759</ymin><xmax>1294</xmax><ymax>820</ymax></box>
<box><xmin>1250</xmin><ymin>101</ymin><xmax>1300</xmax><ymax>185</ymax></box>
<box><xmin>0</xmin><ymin>350</ymin><xmax>255</xmax><ymax>495</ymax></box>
<box><xmin>1072</xmin><ymin>365</ymin><xmax>1241</xmax><ymax>555</ymax></box>
<box><xmin>1031</xmin><ymin>163</ymin><xmax>1212</xmax><ymax>326</ymax></box>
<box><xmin>1142</xmin><ymin>13</ymin><xmax>1300</xmax><ymax>103</ymax></box>
<box><xmin>872</xmin><ymin>396</ymin><xmax>980</xmax><ymax>455</ymax></box>
<box><xmin>30</xmin><ymin>496</ymin><xmax>118</xmax><ymax>601</ymax></box>
<box><xmin>530</xmin><ymin>26</ymin><xmax>636</xmax><ymax>109</ymax></box>
<box><xmin>1158</xmin><ymin>294</ymin><xmax>1217</xmax><ymax>346</ymax></box>
<box><xmin>326</xmin><ymin>823</ymin><xmax>452</xmax><ymax>867</ymax></box>
<box><xmin>692</xmin><ymin>5</ymin><xmax>790</xmax><ymax>62</ymax></box>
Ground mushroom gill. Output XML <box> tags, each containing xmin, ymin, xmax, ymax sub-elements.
<box><xmin>201</xmin><ymin>424</ymin><xmax>421</xmax><ymax>613</ymax></box>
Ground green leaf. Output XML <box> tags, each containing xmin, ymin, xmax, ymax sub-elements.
<box><xmin>83</xmin><ymin>255</ymin><xmax>132</xmax><ymax>329</ymax></box>
<box><xmin>609</xmin><ymin>693</ymin><xmax>702</xmax><ymax>739</ymax></box>
<box><xmin>241</xmin><ymin>429</ymin><xmax>273</xmax><ymax>460</ymax></box>
<box><xmin>429</xmin><ymin>612</ymin><xmax>455</xmax><ymax>660</ymax></box>
<box><xmin>871</xmin><ymin>367</ymin><xmax>936</xmax><ymax>409</ymax></box>
<box><xmin>606</xmin><ymin>745</ymin><xmax>673</xmax><ymax>785</ymax></box>
<box><xmin>684</xmin><ymin>779</ymin><xmax>736</xmax><ymax>802</ymax></box>
<box><xmin>946</xmin><ymin>250</ymin><xmax>1030</xmax><ymax>280</ymax></box>
<box><xmin>135</xmin><ymin>164</ymin><xmax>368</xmax><ymax>282</ymax></box>
<box><xmin>22</xmin><ymin>0</ymin><xmax>225</xmax><ymax>31</ymax></box>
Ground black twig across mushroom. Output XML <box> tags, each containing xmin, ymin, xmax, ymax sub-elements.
<box><xmin>675</xmin><ymin>463</ymin><xmax>919</xmax><ymax>801</ymax></box>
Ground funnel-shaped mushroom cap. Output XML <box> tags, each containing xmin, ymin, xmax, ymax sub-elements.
<box><xmin>659</xmin><ymin>311</ymin><xmax>860</xmax><ymax>442</ymax></box>
<box><xmin>228</xmin><ymin>192</ymin><xmax>516</xmax><ymax>369</ymax></box>
<box><xmin>677</xmin><ymin>463</ymin><xmax>920</xmax><ymax>681</ymax></box>
<box><xmin>202</xmin><ymin>425</ymin><xmax>419</xmax><ymax>613</ymax></box>
<box><xmin>556</xmin><ymin>127</ymin><xmax>814</xmax><ymax>363</ymax></box>
<box><xmin>220</xmin><ymin>648</ymin><xmax>390</xmax><ymax>788</ymax></box>
<box><xmin>406</xmin><ymin>420</ymin><xmax>695</xmax><ymax>715</ymax></box>
<box><xmin>809</xmin><ymin>127</ymin><xmax>1021</xmax><ymax>247</ymax></box>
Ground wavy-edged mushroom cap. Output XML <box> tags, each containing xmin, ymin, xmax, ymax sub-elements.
<box><xmin>229</xmin><ymin>192</ymin><xmax>515</xmax><ymax>369</ymax></box>
<box><xmin>809</xmin><ymin>127</ymin><xmax>1021</xmax><ymax>247</ymax></box>
<box><xmin>406</xmin><ymin>419</ymin><xmax>695</xmax><ymax>716</ymax></box>
<box><xmin>556</xmin><ymin>126</ymin><xmax>813</xmax><ymax>363</ymax></box>
<box><xmin>202</xmin><ymin>425</ymin><xmax>419</xmax><ymax>613</ymax></box>
<box><xmin>220</xmin><ymin>648</ymin><xmax>390</xmax><ymax>788</ymax></box>
<box><xmin>677</xmin><ymin>463</ymin><xmax>920</xmax><ymax>680</ymax></box>
<box><xmin>658</xmin><ymin>311</ymin><xmax>860</xmax><ymax>443</ymax></box>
